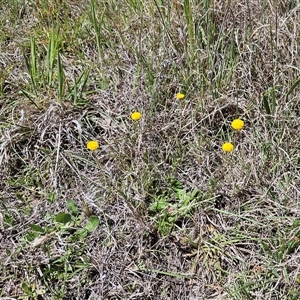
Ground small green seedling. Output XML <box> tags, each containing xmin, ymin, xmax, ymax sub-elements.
<box><xmin>27</xmin><ymin>199</ymin><xmax>99</xmax><ymax>246</ymax></box>
<box><xmin>148</xmin><ymin>179</ymin><xmax>200</xmax><ymax>235</ymax></box>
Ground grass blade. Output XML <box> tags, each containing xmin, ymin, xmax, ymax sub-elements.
<box><xmin>46</xmin><ymin>29</ymin><xmax>59</xmax><ymax>85</ymax></box>
<box><xmin>57</xmin><ymin>51</ymin><xmax>65</xmax><ymax>101</ymax></box>
<box><xmin>286</xmin><ymin>78</ymin><xmax>300</xmax><ymax>98</ymax></box>
<box><xmin>30</xmin><ymin>37</ymin><xmax>38</xmax><ymax>89</ymax></box>
<box><xmin>183</xmin><ymin>0</ymin><xmax>194</xmax><ymax>48</ymax></box>
<box><xmin>90</xmin><ymin>0</ymin><xmax>105</xmax><ymax>62</ymax></box>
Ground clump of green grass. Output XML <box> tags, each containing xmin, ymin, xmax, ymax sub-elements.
<box><xmin>1</xmin><ymin>0</ymin><xmax>300</xmax><ymax>299</ymax></box>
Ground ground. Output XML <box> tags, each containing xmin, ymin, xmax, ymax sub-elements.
<box><xmin>0</xmin><ymin>0</ymin><xmax>300</xmax><ymax>299</ymax></box>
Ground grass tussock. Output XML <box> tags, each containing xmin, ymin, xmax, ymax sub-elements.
<box><xmin>1</xmin><ymin>0</ymin><xmax>300</xmax><ymax>299</ymax></box>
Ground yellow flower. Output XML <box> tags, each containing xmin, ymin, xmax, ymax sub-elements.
<box><xmin>231</xmin><ymin>119</ymin><xmax>244</xmax><ymax>130</ymax></box>
<box><xmin>131</xmin><ymin>111</ymin><xmax>142</xmax><ymax>121</ymax></box>
<box><xmin>176</xmin><ymin>93</ymin><xmax>185</xmax><ymax>99</ymax></box>
<box><xmin>222</xmin><ymin>142</ymin><xmax>234</xmax><ymax>152</ymax></box>
<box><xmin>86</xmin><ymin>140</ymin><xmax>99</xmax><ymax>151</ymax></box>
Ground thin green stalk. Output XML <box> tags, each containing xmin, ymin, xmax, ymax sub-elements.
<box><xmin>57</xmin><ymin>51</ymin><xmax>65</xmax><ymax>101</ymax></box>
<box><xmin>46</xmin><ymin>29</ymin><xmax>59</xmax><ymax>85</ymax></box>
<box><xmin>30</xmin><ymin>37</ymin><xmax>38</xmax><ymax>89</ymax></box>
<box><xmin>90</xmin><ymin>0</ymin><xmax>105</xmax><ymax>63</ymax></box>
<box><xmin>138</xmin><ymin>264</ymin><xmax>196</xmax><ymax>279</ymax></box>
<box><xmin>183</xmin><ymin>0</ymin><xmax>195</xmax><ymax>49</ymax></box>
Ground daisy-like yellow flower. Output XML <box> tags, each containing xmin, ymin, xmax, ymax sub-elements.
<box><xmin>131</xmin><ymin>111</ymin><xmax>142</xmax><ymax>121</ymax></box>
<box><xmin>231</xmin><ymin>119</ymin><xmax>244</xmax><ymax>130</ymax></box>
<box><xmin>86</xmin><ymin>140</ymin><xmax>99</xmax><ymax>151</ymax></box>
<box><xmin>222</xmin><ymin>142</ymin><xmax>234</xmax><ymax>152</ymax></box>
<box><xmin>176</xmin><ymin>93</ymin><xmax>185</xmax><ymax>99</ymax></box>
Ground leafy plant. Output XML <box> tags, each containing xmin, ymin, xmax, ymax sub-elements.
<box><xmin>148</xmin><ymin>179</ymin><xmax>199</xmax><ymax>235</ymax></box>
<box><xmin>261</xmin><ymin>219</ymin><xmax>300</xmax><ymax>263</ymax></box>
<box><xmin>20</xmin><ymin>282</ymin><xmax>46</xmax><ymax>299</ymax></box>
<box><xmin>28</xmin><ymin>199</ymin><xmax>100</xmax><ymax>243</ymax></box>
<box><xmin>20</xmin><ymin>200</ymin><xmax>100</xmax><ymax>297</ymax></box>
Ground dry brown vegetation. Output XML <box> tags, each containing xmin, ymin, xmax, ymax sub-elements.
<box><xmin>1</xmin><ymin>0</ymin><xmax>300</xmax><ymax>299</ymax></box>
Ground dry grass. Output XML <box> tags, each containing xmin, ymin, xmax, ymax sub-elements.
<box><xmin>1</xmin><ymin>0</ymin><xmax>300</xmax><ymax>299</ymax></box>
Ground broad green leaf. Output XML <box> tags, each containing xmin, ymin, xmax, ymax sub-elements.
<box><xmin>21</xmin><ymin>282</ymin><xmax>31</xmax><ymax>294</ymax></box>
<box><xmin>67</xmin><ymin>199</ymin><xmax>79</xmax><ymax>215</ymax></box>
<box><xmin>148</xmin><ymin>196</ymin><xmax>168</xmax><ymax>212</ymax></box>
<box><xmin>29</xmin><ymin>224</ymin><xmax>44</xmax><ymax>233</ymax></box>
<box><xmin>55</xmin><ymin>212</ymin><xmax>72</xmax><ymax>224</ymax></box>
<box><xmin>85</xmin><ymin>215</ymin><xmax>99</xmax><ymax>233</ymax></box>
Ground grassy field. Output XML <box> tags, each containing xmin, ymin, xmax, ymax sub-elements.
<box><xmin>1</xmin><ymin>0</ymin><xmax>300</xmax><ymax>299</ymax></box>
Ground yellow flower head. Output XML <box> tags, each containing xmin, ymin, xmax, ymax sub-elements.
<box><xmin>131</xmin><ymin>111</ymin><xmax>142</xmax><ymax>121</ymax></box>
<box><xmin>231</xmin><ymin>119</ymin><xmax>244</xmax><ymax>130</ymax></box>
<box><xmin>86</xmin><ymin>140</ymin><xmax>99</xmax><ymax>151</ymax></box>
<box><xmin>176</xmin><ymin>93</ymin><xmax>185</xmax><ymax>99</ymax></box>
<box><xmin>222</xmin><ymin>142</ymin><xmax>234</xmax><ymax>152</ymax></box>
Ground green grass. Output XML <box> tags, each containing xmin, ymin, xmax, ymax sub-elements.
<box><xmin>1</xmin><ymin>0</ymin><xmax>300</xmax><ymax>299</ymax></box>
